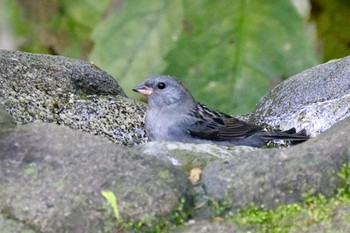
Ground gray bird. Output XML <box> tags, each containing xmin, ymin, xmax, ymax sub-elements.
<box><xmin>133</xmin><ymin>75</ymin><xmax>309</xmax><ymax>147</ymax></box>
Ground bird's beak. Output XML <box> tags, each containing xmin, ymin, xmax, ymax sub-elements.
<box><xmin>132</xmin><ymin>83</ymin><xmax>153</xmax><ymax>96</ymax></box>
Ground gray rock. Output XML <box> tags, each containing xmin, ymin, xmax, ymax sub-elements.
<box><xmin>252</xmin><ymin>56</ymin><xmax>350</xmax><ymax>136</ymax></box>
<box><xmin>290</xmin><ymin>203</ymin><xmax>350</xmax><ymax>233</ymax></box>
<box><xmin>0</xmin><ymin>49</ymin><xmax>125</xmax><ymax>123</ymax></box>
<box><xmin>171</xmin><ymin>221</ymin><xmax>251</xmax><ymax>233</ymax></box>
<box><xmin>0</xmin><ymin>49</ymin><xmax>147</xmax><ymax>145</ymax></box>
<box><xmin>202</xmin><ymin>117</ymin><xmax>350</xmax><ymax>210</ymax></box>
<box><xmin>136</xmin><ymin>141</ymin><xmax>257</xmax><ymax>168</ymax></box>
<box><xmin>0</xmin><ymin>123</ymin><xmax>187</xmax><ymax>233</ymax></box>
<box><xmin>57</xmin><ymin>95</ymin><xmax>146</xmax><ymax>146</ymax></box>
<box><xmin>0</xmin><ymin>214</ymin><xmax>36</xmax><ymax>233</ymax></box>
<box><xmin>0</xmin><ymin>104</ymin><xmax>16</xmax><ymax>132</ymax></box>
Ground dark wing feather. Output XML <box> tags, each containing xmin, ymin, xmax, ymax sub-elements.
<box><xmin>216</xmin><ymin>117</ymin><xmax>263</xmax><ymax>139</ymax></box>
<box><xmin>188</xmin><ymin>103</ymin><xmax>263</xmax><ymax>141</ymax></box>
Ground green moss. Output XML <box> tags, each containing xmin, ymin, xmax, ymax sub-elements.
<box><xmin>157</xmin><ymin>170</ymin><xmax>175</xmax><ymax>184</ymax></box>
<box><xmin>225</xmin><ymin>163</ymin><xmax>350</xmax><ymax>232</ymax></box>
<box><xmin>23</xmin><ymin>164</ymin><xmax>38</xmax><ymax>176</ymax></box>
<box><xmin>53</xmin><ymin>179</ymin><xmax>65</xmax><ymax>191</ymax></box>
<box><xmin>115</xmin><ymin>197</ymin><xmax>190</xmax><ymax>233</ymax></box>
<box><xmin>225</xmin><ymin>193</ymin><xmax>350</xmax><ymax>233</ymax></box>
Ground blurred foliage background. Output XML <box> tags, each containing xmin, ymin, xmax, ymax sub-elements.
<box><xmin>1</xmin><ymin>0</ymin><xmax>350</xmax><ymax>114</ymax></box>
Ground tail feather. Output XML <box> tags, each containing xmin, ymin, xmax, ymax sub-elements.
<box><xmin>263</xmin><ymin>128</ymin><xmax>309</xmax><ymax>142</ymax></box>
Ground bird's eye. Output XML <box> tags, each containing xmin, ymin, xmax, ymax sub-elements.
<box><xmin>157</xmin><ymin>82</ymin><xmax>166</xmax><ymax>89</ymax></box>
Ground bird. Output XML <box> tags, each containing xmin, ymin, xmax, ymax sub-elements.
<box><xmin>132</xmin><ymin>75</ymin><xmax>309</xmax><ymax>147</ymax></box>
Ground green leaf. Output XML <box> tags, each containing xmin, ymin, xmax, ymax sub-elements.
<box><xmin>101</xmin><ymin>190</ymin><xmax>120</xmax><ymax>221</ymax></box>
<box><xmin>90</xmin><ymin>0</ymin><xmax>184</xmax><ymax>99</ymax></box>
<box><xmin>164</xmin><ymin>0</ymin><xmax>319</xmax><ymax>114</ymax></box>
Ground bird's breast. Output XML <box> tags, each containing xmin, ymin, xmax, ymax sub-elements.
<box><xmin>145</xmin><ymin>110</ymin><xmax>192</xmax><ymax>142</ymax></box>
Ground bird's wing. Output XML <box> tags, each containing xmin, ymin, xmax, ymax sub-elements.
<box><xmin>188</xmin><ymin>103</ymin><xmax>263</xmax><ymax>141</ymax></box>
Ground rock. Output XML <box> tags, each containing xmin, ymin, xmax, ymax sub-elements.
<box><xmin>136</xmin><ymin>141</ymin><xmax>257</xmax><ymax>168</ymax></box>
<box><xmin>251</xmin><ymin>56</ymin><xmax>350</xmax><ymax>136</ymax></box>
<box><xmin>172</xmin><ymin>202</ymin><xmax>350</xmax><ymax>233</ymax></box>
<box><xmin>57</xmin><ymin>95</ymin><xmax>146</xmax><ymax>146</ymax></box>
<box><xmin>0</xmin><ymin>214</ymin><xmax>35</xmax><ymax>233</ymax></box>
<box><xmin>202</xmin><ymin>117</ymin><xmax>350</xmax><ymax>210</ymax></box>
<box><xmin>0</xmin><ymin>49</ymin><xmax>147</xmax><ymax>145</ymax></box>
<box><xmin>290</xmin><ymin>203</ymin><xmax>350</xmax><ymax>233</ymax></box>
<box><xmin>0</xmin><ymin>123</ymin><xmax>187</xmax><ymax>233</ymax></box>
<box><xmin>171</xmin><ymin>221</ymin><xmax>251</xmax><ymax>233</ymax></box>
<box><xmin>0</xmin><ymin>104</ymin><xmax>16</xmax><ymax>132</ymax></box>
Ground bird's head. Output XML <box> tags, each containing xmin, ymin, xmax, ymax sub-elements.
<box><xmin>133</xmin><ymin>75</ymin><xmax>195</xmax><ymax>110</ymax></box>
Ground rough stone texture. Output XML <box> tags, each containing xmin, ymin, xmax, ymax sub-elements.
<box><xmin>202</xmin><ymin>117</ymin><xmax>350</xmax><ymax>210</ymax></box>
<box><xmin>0</xmin><ymin>49</ymin><xmax>125</xmax><ymax>123</ymax></box>
<box><xmin>0</xmin><ymin>49</ymin><xmax>147</xmax><ymax>145</ymax></box>
<box><xmin>175</xmin><ymin>203</ymin><xmax>350</xmax><ymax>233</ymax></box>
<box><xmin>251</xmin><ymin>56</ymin><xmax>350</xmax><ymax>136</ymax></box>
<box><xmin>0</xmin><ymin>215</ymin><xmax>36</xmax><ymax>233</ymax></box>
<box><xmin>0</xmin><ymin>104</ymin><xmax>16</xmax><ymax>132</ymax></box>
<box><xmin>290</xmin><ymin>203</ymin><xmax>350</xmax><ymax>233</ymax></box>
<box><xmin>57</xmin><ymin>95</ymin><xmax>146</xmax><ymax>146</ymax></box>
<box><xmin>137</xmin><ymin>141</ymin><xmax>257</xmax><ymax>168</ymax></box>
<box><xmin>0</xmin><ymin>123</ymin><xmax>187</xmax><ymax>233</ymax></box>
<box><xmin>171</xmin><ymin>221</ymin><xmax>252</xmax><ymax>233</ymax></box>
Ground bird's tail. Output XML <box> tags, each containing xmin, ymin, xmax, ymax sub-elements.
<box><xmin>262</xmin><ymin>128</ymin><xmax>310</xmax><ymax>143</ymax></box>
